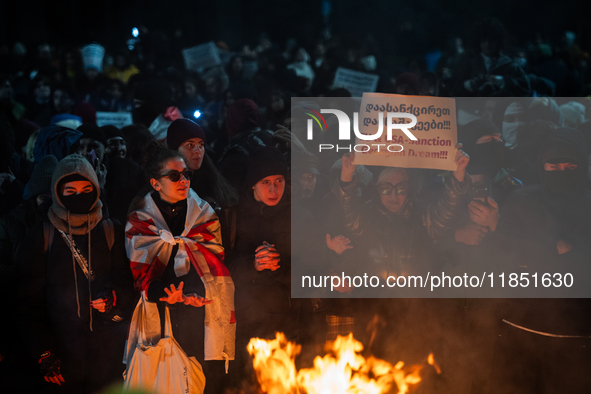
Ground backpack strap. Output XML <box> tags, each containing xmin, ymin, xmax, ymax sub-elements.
<box><xmin>43</xmin><ymin>222</ymin><xmax>55</xmax><ymax>255</ymax></box>
<box><xmin>44</xmin><ymin>220</ymin><xmax>113</xmax><ymax>253</ymax></box>
<box><xmin>102</xmin><ymin>219</ymin><xmax>115</xmax><ymax>251</ymax></box>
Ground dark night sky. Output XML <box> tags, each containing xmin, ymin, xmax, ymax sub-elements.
<box><xmin>0</xmin><ymin>0</ymin><xmax>588</xmax><ymax>53</ymax></box>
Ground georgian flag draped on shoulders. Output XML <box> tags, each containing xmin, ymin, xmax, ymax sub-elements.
<box><xmin>125</xmin><ymin>189</ymin><xmax>235</xmax><ymax>361</ymax></box>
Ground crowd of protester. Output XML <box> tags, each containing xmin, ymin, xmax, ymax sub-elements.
<box><xmin>1</xmin><ymin>16</ymin><xmax>591</xmax><ymax>394</ymax></box>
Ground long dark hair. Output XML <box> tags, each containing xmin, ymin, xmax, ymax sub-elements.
<box><xmin>128</xmin><ymin>141</ymin><xmax>184</xmax><ymax>215</ymax></box>
<box><xmin>192</xmin><ymin>153</ymin><xmax>238</xmax><ymax>208</ymax></box>
<box><xmin>142</xmin><ymin>140</ymin><xmax>183</xmax><ymax>180</ymax></box>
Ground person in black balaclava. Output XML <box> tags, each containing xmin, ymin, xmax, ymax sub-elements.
<box><xmin>15</xmin><ymin>154</ymin><xmax>135</xmax><ymax>394</ymax></box>
<box><xmin>485</xmin><ymin>127</ymin><xmax>591</xmax><ymax>393</ymax></box>
<box><xmin>426</xmin><ymin>120</ymin><xmax>522</xmax><ymax>391</ymax></box>
<box><xmin>433</xmin><ymin>119</ymin><xmax>521</xmax><ymax>251</ymax></box>
<box><xmin>460</xmin><ymin>119</ymin><xmax>522</xmax><ymax>210</ymax></box>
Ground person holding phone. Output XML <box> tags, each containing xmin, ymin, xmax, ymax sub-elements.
<box><xmin>76</xmin><ymin>124</ymin><xmax>108</xmax><ymax>190</ymax></box>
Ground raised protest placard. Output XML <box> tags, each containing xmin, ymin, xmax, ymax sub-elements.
<box><xmin>96</xmin><ymin>112</ymin><xmax>133</xmax><ymax>129</ymax></box>
<box><xmin>182</xmin><ymin>42</ymin><xmax>222</xmax><ymax>72</ymax></box>
<box><xmin>353</xmin><ymin>93</ymin><xmax>457</xmax><ymax>171</ymax></box>
<box><xmin>332</xmin><ymin>67</ymin><xmax>379</xmax><ymax>97</ymax></box>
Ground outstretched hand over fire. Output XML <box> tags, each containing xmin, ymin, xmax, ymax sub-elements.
<box><xmin>159</xmin><ymin>282</ymin><xmax>212</xmax><ymax>308</ymax></box>
<box><xmin>160</xmin><ymin>282</ymin><xmax>186</xmax><ymax>304</ymax></box>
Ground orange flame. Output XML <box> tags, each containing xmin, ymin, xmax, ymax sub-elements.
<box><xmin>428</xmin><ymin>353</ymin><xmax>441</xmax><ymax>374</ymax></box>
<box><xmin>247</xmin><ymin>333</ymin><xmax>430</xmax><ymax>394</ymax></box>
<box><xmin>247</xmin><ymin>333</ymin><xmax>301</xmax><ymax>394</ymax></box>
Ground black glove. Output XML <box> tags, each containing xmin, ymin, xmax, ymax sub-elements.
<box><xmin>96</xmin><ymin>289</ymin><xmax>117</xmax><ymax>314</ymax></box>
<box><xmin>38</xmin><ymin>351</ymin><xmax>61</xmax><ymax>379</ymax></box>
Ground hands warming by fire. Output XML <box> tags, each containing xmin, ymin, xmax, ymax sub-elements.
<box><xmin>159</xmin><ymin>282</ymin><xmax>213</xmax><ymax>307</ymax></box>
<box><xmin>254</xmin><ymin>241</ymin><xmax>281</xmax><ymax>271</ymax></box>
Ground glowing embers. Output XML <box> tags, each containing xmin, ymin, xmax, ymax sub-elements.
<box><xmin>247</xmin><ymin>333</ymin><xmax>435</xmax><ymax>394</ymax></box>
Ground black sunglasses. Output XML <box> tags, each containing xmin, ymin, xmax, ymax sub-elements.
<box><xmin>157</xmin><ymin>169</ymin><xmax>193</xmax><ymax>182</ymax></box>
<box><xmin>377</xmin><ymin>181</ymin><xmax>409</xmax><ymax>196</ymax></box>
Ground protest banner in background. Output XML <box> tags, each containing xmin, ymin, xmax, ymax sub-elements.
<box><xmin>353</xmin><ymin>93</ymin><xmax>457</xmax><ymax>171</ymax></box>
<box><xmin>332</xmin><ymin>67</ymin><xmax>379</xmax><ymax>97</ymax></box>
<box><xmin>182</xmin><ymin>42</ymin><xmax>222</xmax><ymax>72</ymax></box>
<box><xmin>96</xmin><ymin>112</ymin><xmax>133</xmax><ymax>128</ymax></box>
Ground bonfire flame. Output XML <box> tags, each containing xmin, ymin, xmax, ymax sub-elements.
<box><xmin>247</xmin><ymin>333</ymin><xmax>301</xmax><ymax>394</ymax></box>
<box><xmin>247</xmin><ymin>333</ymin><xmax>433</xmax><ymax>394</ymax></box>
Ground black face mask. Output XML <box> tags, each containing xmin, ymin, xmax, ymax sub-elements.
<box><xmin>60</xmin><ymin>189</ymin><xmax>97</xmax><ymax>214</ymax></box>
<box><xmin>542</xmin><ymin>169</ymin><xmax>582</xmax><ymax>198</ymax></box>
<box><xmin>466</xmin><ymin>141</ymin><xmax>504</xmax><ymax>178</ymax></box>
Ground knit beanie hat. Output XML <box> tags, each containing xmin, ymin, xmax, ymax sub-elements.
<box><xmin>101</xmin><ymin>125</ymin><xmax>124</xmax><ymax>140</ymax></box>
<box><xmin>246</xmin><ymin>146</ymin><xmax>288</xmax><ymax>188</ymax></box>
<box><xmin>73</xmin><ymin>102</ymin><xmax>97</xmax><ymax>125</ymax></box>
<box><xmin>166</xmin><ymin>118</ymin><xmax>206</xmax><ymax>151</ymax></box>
<box><xmin>23</xmin><ymin>155</ymin><xmax>58</xmax><ymax>200</ymax></box>
<box><xmin>77</xmin><ymin>123</ymin><xmax>107</xmax><ymax>146</ymax></box>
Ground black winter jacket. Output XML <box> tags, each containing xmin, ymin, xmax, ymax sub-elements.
<box><xmin>15</xmin><ymin>218</ymin><xmax>135</xmax><ymax>359</ymax></box>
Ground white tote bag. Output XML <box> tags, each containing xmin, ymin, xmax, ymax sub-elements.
<box><xmin>123</xmin><ymin>293</ymin><xmax>206</xmax><ymax>394</ymax></box>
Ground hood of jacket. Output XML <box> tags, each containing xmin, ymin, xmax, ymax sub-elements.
<box><xmin>48</xmin><ymin>154</ymin><xmax>103</xmax><ymax>234</ymax></box>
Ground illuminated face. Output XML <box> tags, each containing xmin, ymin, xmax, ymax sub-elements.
<box><xmin>61</xmin><ymin>180</ymin><xmax>93</xmax><ymax>196</ymax></box>
<box><xmin>544</xmin><ymin>162</ymin><xmax>578</xmax><ymax>171</ymax></box>
<box><xmin>178</xmin><ymin>138</ymin><xmax>205</xmax><ymax>171</ymax></box>
<box><xmin>253</xmin><ymin>175</ymin><xmax>285</xmax><ymax>206</ymax></box>
<box><xmin>378</xmin><ymin>169</ymin><xmax>409</xmax><ymax>213</ymax></box>
<box><xmin>150</xmin><ymin>157</ymin><xmax>191</xmax><ymax>204</ymax></box>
